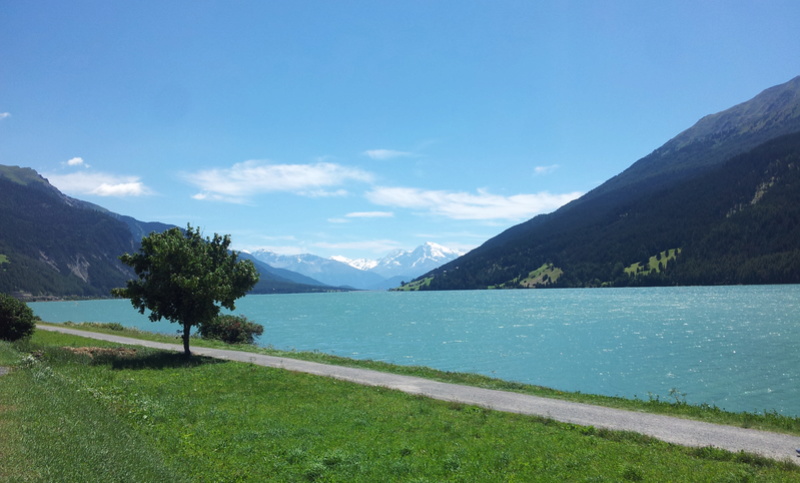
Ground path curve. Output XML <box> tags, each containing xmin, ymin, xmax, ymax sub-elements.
<box><xmin>38</xmin><ymin>324</ymin><xmax>800</xmax><ymax>464</ymax></box>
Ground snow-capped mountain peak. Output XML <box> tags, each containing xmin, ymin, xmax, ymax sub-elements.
<box><xmin>330</xmin><ymin>255</ymin><xmax>378</xmax><ymax>271</ymax></box>
<box><xmin>369</xmin><ymin>242</ymin><xmax>463</xmax><ymax>278</ymax></box>
<box><xmin>249</xmin><ymin>242</ymin><xmax>463</xmax><ymax>290</ymax></box>
<box><xmin>421</xmin><ymin>241</ymin><xmax>460</xmax><ymax>258</ymax></box>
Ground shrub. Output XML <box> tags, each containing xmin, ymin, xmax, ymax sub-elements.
<box><xmin>71</xmin><ymin>321</ymin><xmax>126</xmax><ymax>331</ymax></box>
<box><xmin>198</xmin><ymin>314</ymin><xmax>263</xmax><ymax>345</ymax></box>
<box><xmin>0</xmin><ymin>293</ymin><xmax>37</xmax><ymax>341</ymax></box>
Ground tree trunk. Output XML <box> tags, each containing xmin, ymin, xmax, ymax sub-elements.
<box><xmin>182</xmin><ymin>321</ymin><xmax>191</xmax><ymax>356</ymax></box>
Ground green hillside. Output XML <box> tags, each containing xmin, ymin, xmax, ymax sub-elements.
<box><xmin>411</xmin><ymin>76</ymin><xmax>800</xmax><ymax>291</ymax></box>
<box><xmin>0</xmin><ymin>172</ymin><xmax>138</xmax><ymax>298</ymax></box>
<box><xmin>0</xmin><ymin>165</ymin><xmax>341</xmax><ymax>298</ymax></box>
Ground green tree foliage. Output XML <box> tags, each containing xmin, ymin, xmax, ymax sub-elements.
<box><xmin>112</xmin><ymin>225</ymin><xmax>259</xmax><ymax>355</ymax></box>
<box><xmin>198</xmin><ymin>314</ymin><xmax>264</xmax><ymax>345</ymax></box>
<box><xmin>0</xmin><ymin>293</ymin><xmax>36</xmax><ymax>341</ymax></box>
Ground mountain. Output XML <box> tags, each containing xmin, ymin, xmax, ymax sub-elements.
<box><xmin>237</xmin><ymin>253</ymin><xmax>341</xmax><ymax>293</ymax></box>
<box><xmin>408</xmin><ymin>76</ymin><xmax>800</xmax><ymax>290</ymax></box>
<box><xmin>249</xmin><ymin>250</ymin><xmax>385</xmax><ymax>289</ymax></box>
<box><xmin>366</xmin><ymin>243</ymin><xmax>463</xmax><ymax>289</ymax></box>
<box><xmin>589</xmin><ymin>75</ymin><xmax>800</xmax><ymax>201</ymax></box>
<box><xmin>370</xmin><ymin>243</ymin><xmax>462</xmax><ymax>278</ymax></box>
<box><xmin>330</xmin><ymin>256</ymin><xmax>378</xmax><ymax>271</ymax></box>
<box><xmin>251</xmin><ymin>242</ymin><xmax>463</xmax><ymax>290</ymax></box>
<box><xmin>0</xmin><ymin>165</ymin><xmax>341</xmax><ymax>298</ymax></box>
<box><xmin>0</xmin><ymin>165</ymin><xmax>145</xmax><ymax>298</ymax></box>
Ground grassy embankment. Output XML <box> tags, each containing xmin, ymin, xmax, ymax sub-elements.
<box><xmin>46</xmin><ymin>321</ymin><xmax>800</xmax><ymax>434</ymax></box>
<box><xmin>1</xmin><ymin>325</ymin><xmax>799</xmax><ymax>481</ymax></box>
<box><xmin>625</xmin><ymin>249</ymin><xmax>682</xmax><ymax>276</ymax></box>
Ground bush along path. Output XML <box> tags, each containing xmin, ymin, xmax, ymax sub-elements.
<box><xmin>36</xmin><ymin>324</ymin><xmax>800</xmax><ymax>465</ymax></box>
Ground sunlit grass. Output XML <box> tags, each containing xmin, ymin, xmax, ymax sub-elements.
<box><xmin>0</xmin><ymin>341</ymin><xmax>184</xmax><ymax>482</ymax></box>
<box><xmin>38</xmin><ymin>321</ymin><xmax>800</xmax><ymax>436</ymax></box>
<box><xmin>2</xmin><ymin>334</ymin><xmax>798</xmax><ymax>481</ymax></box>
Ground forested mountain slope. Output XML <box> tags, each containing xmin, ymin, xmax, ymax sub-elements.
<box><xmin>411</xmin><ymin>77</ymin><xmax>800</xmax><ymax>290</ymax></box>
<box><xmin>0</xmin><ymin>165</ymin><xmax>340</xmax><ymax>298</ymax></box>
<box><xmin>0</xmin><ymin>166</ymin><xmax>139</xmax><ymax>297</ymax></box>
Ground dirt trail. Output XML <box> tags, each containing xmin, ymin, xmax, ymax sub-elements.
<box><xmin>37</xmin><ymin>324</ymin><xmax>800</xmax><ymax>464</ymax></box>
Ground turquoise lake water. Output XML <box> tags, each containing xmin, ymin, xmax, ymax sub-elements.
<box><xmin>30</xmin><ymin>285</ymin><xmax>800</xmax><ymax>416</ymax></box>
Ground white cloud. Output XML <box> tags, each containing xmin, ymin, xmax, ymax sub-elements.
<box><xmin>191</xmin><ymin>192</ymin><xmax>250</xmax><ymax>204</ymax></box>
<box><xmin>244</xmin><ymin>239</ymin><xmax>403</xmax><ymax>256</ymax></box>
<box><xmin>185</xmin><ymin>160</ymin><xmax>374</xmax><ymax>202</ymax></box>
<box><xmin>46</xmin><ymin>172</ymin><xmax>153</xmax><ymax>197</ymax></box>
<box><xmin>66</xmin><ymin>157</ymin><xmax>90</xmax><ymax>168</ymax></box>
<box><xmin>328</xmin><ymin>211</ymin><xmax>394</xmax><ymax>223</ymax></box>
<box><xmin>0</xmin><ymin>112</ymin><xmax>10</xmax><ymax>120</ymax></box>
<box><xmin>534</xmin><ymin>164</ymin><xmax>559</xmax><ymax>175</ymax></box>
<box><xmin>92</xmin><ymin>182</ymin><xmax>148</xmax><ymax>196</ymax></box>
<box><xmin>363</xmin><ymin>149</ymin><xmax>413</xmax><ymax>160</ymax></box>
<box><xmin>366</xmin><ymin>186</ymin><xmax>583</xmax><ymax>221</ymax></box>
<box><xmin>314</xmin><ymin>239</ymin><xmax>403</xmax><ymax>253</ymax></box>
<box><xmin>346</xmin><ymin>211</ymin><xmax>394</xmax><ymax>218</ymax></box>
<box><xmin>300</xmin><ymin>189</ymin><xmax>349</xmax><ymax>198</ymax></box>
<box><xmin>245</xmin><ymin>245</ymin><xmax>308</xmax><ymax>256</ymax></box>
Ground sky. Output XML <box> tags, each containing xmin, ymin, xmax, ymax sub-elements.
<box><xmin>2</xmin><ymin>1</ymin><xmax>799</xmax><ymax>261</ymax></box>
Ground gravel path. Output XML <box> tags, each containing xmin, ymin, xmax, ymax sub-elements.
<box><xmin>38</xmin><ymin>324</ymin><xmax>800</xmax><ymax>464</ymax></box>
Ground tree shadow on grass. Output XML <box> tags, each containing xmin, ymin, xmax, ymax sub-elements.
<box><xmin>100</xmin><ymin>351</ymin><xmax>227</xmax><ymax>370</ymax></box>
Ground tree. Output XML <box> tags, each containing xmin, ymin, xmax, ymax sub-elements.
<box><xmin>0</xmin><ymin>293</ymin><xmax>37</xmax><ymax>341</ymax></box>
<box><xmin>112</xmin><ymin>225</ymin><xmax>259</xmax><ymax>355</ymax></box>
<box><xmin>198</xmin><ymin>314</ymin><xmax>264</xmax><ymax>345</ymax></box>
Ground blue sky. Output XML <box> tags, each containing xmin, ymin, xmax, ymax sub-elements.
<box><xmin>2</xmin><ymin>1</ymin><xmax>799</xmax><ymax>260</ymax></box>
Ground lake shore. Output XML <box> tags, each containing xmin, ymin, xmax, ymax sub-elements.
<box><xmin>30</xmin><ymin>287</ymin><xmax>800</xmax><ymax>417</ymax></box>
<box><xmin>36</xmin><ymin>323</ymin><xmax>800</xmax><ymax>464</ymax></box>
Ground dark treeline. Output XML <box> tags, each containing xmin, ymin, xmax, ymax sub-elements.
<box><xmin>423</xmin><ymin>131</ymin><xmax>800</xmax><ymax>290</ymax></box>
<box><xmin>0</xmin><ymin>178</ymin><xmax>136</xmax><ymax>297</ymax></box>
<box><xmin>0</xmin><ymin>168</ymin><xmax>345</xmax><ymax>298</ymax></box>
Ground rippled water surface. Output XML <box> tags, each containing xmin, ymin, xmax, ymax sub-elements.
<box><xmin>31</xmin><ymin>285</ymin><xmax>800</xmax><ymax>415</ymax></box>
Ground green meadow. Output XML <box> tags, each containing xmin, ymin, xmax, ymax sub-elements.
<box><xmin>1</xmin><ymin>327</ymin><xmax>799</xmax><ymax>482</ymax></box>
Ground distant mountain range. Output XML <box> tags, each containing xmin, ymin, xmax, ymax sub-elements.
<box><xmin>6</xmin><ymin>75</ymin><xmax>799</xmax><ymax>297</ymax></box>
<box><xmin>407</xmin><ymin>75</ymin><xmax>800</xmax><ymax>290</ymax></box>
<box><xmin>0</xmin><ymin>164</ymin><xmax>459</xmax><ymax>297</ymax></box>
<box><xmin>249</xmin><ymin>242</ymin><xmax>462</xmax><ymax>290</ymax></box>
<box><xmin>0</xmin><ymin>165</ymin><xmax>346</xmax><ymax>299</ymax></box>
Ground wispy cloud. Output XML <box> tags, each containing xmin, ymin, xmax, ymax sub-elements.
<box><xmin>302</xmin><ymin>189</ymin><xmax>350</xmax><ymax>198</ymax></box>
<box><xmin>65</xmin><ymin>157</ymin><xmax>90</xmax><ymax>168</ymax></box>
<box><xmin>366</xmin><ymin>186</ymin><xmax>582</xmax><ymax>221</ymax></box>
<box><xmin>534</xmin><ymin>164</ymin><xmax>559</xmax><ymax>175</ymax></box>
<box><xmin>234</xmin><ymin>235</ymin><xmax>312</xmax><ymax>256</ymax></box>
<box><xmin>329</xmin><ymin>211</ymin><xmax>394</xmax><ymax>224</ymax></box>
<box><xmin>244</xmin><ymin>244</ymin><xmax>307</xmax><ymax>256</ymax></box>
<box><xmin>363</xmin><ymin>149</ymin><xmax>413</xmax><ymax>160</ymax></box>
<box><xmin>46</xmin><ymin>171</ymin><xmax>153</xmax><ymax>197</ymax></box>
<box><xmin>0</xmin><ymin>112</ymin><xmax>10</xmax><ymax>120</ymax></box>
<box><xmin>346</xmin><ymin>211</ymin><xmax>394</xmax><ymax>218</ymax></box>
<box><xmin>185</xmin><ymin>160</ymin><xmax>374</xmax><ymax>203</ymax></box>
<box><xmin>314</xmin><ymin>239</ymin><xmax>403</xmax><ymax>254</ymax></box>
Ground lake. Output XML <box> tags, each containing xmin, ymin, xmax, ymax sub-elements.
<box><xmin>30</xmin><ymin>285</ymin><xmax>800</xmax><ymax>416</ymax></box>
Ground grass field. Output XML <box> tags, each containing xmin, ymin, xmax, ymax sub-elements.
<box><xmin>1</xmin><ymin>328</ymin><xmax>799</xmax><ymax>481</ymax></box>
<box><xmin>47</xmin><ymin>322</ymin><xmax>800</xmax><ymax>435</ymax></box>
